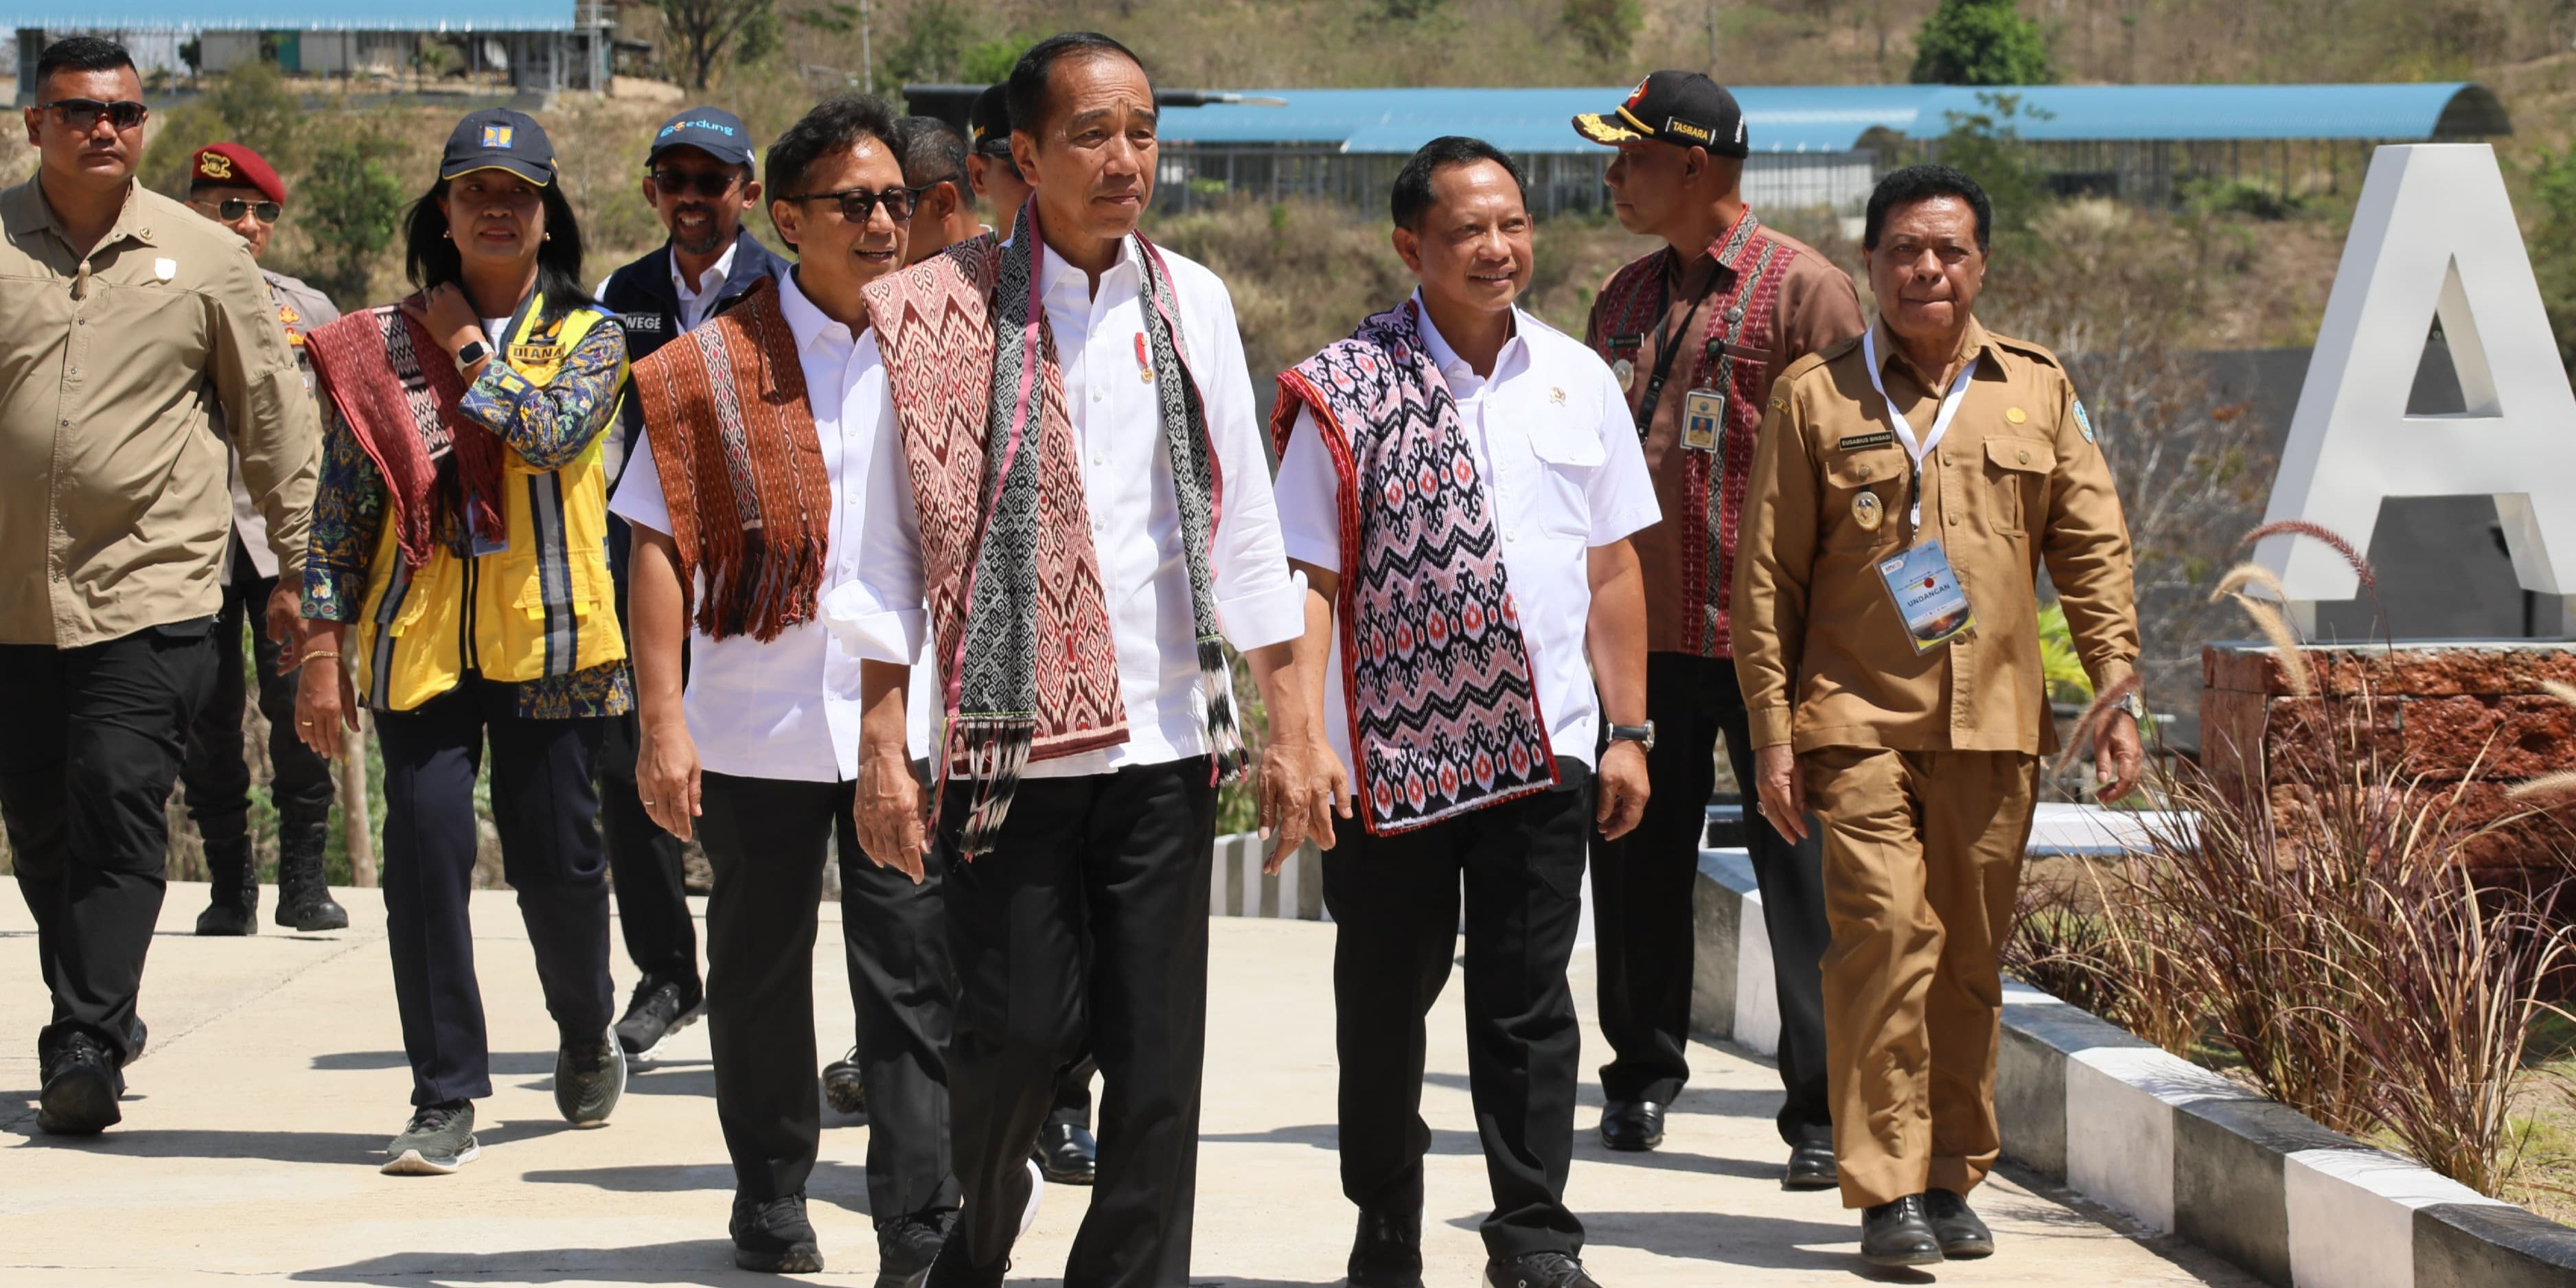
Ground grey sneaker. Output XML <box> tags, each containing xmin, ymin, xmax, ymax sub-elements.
<box><xmin>555</xmin><ymin>1031</ymin><xmax>626</xmax><ymax>1125</ymax></box>
<box><xmin>382</xmin><ymin>1099</ymin><xmax>479</xmax><ymax>1175</ymax></box>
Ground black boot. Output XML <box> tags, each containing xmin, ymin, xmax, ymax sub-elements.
<box><xmin>274</xmin><ymin>810</ymin><xmax>349</xmax><ymax>932</ymax></box>
<box><xmin>194</xmin><ymin>835</ymin><xmax>258</xmax><ymax>936</ymax></box>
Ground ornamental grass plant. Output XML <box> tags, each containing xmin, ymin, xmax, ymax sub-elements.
<box><xmin>2008</xmin><ymin>522</ymin><xmax>2576</xmax><ymax>1197</ymax></box>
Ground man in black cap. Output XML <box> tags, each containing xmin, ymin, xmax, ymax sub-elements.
<box><xmin>965</xmin><ymin>83</ymin><xmax>1033</xmax><ymax>223</ymax></box>
<box><xmin>594</xmin><ymin>106</ymin><xmax>793</xmax><ymax>1060</ymax></box>
<box><xmin>1574</xmin><ymin>71</ymin><xmax>1865</xmax><ymax>1187</ymax></box>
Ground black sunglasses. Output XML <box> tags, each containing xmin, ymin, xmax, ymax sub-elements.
<box><xmin>646</xmin><ymin>168</ymin><xmax>741</xmax><ymax>199</ymax></box>
<box><xmin>39</xmin><ymin>97</ymin><xmax>148</xmax><ymax>131</ymax></box>
<box><xmin>783</xmin><ymin>184</ymin><xmax>923</xmax><ymax>225</ymax></box>
<box><xmin>193</xmin><ymin>197</ymin><xmax>282</xmax><ymax>224</ymax></box>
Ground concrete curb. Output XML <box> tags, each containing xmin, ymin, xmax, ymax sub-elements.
<box><xmin>1209</xmin><ymin>834</ymin><xmax>1324</xmax><ymax>920</ymax></box>
<box><xmin>1690</xmin><ymin>847</ymin><xmax>2576</xmax><ymax>1288</ymax></box>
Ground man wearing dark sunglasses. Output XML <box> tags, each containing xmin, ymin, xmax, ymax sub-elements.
<box><xmin>1</xmin><ymin>36</ymin><xmax>319</xmax><ymax>1136</ymax></box>
<box><xmin>593</xmin><ymin>106</ymin><xmax>794</xmax><ymax>1065</ymax></box>
<box><xmin>174</xmin><ymin>141</ymin><xmax>352</xmax><ymax>939</ymax></box>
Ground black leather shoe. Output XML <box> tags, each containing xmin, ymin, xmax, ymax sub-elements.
<box><xmin>1031</xmin><ymin>1120</ymin><xmax>1096</xmax><ymax>1185</ymax></box>
<box><xmin>1482</xmin><ymin>1251</ymin><xmax>1601</xmax><ymax>1288</ymax></box>
<box><xmin>1860</xmin><ymin>1195</ymin><xmax>1944</xmax><ymax>1267</ymax></box>
<box><xmin>1346</xmin><ymin>1207</ymin><xmax>1423</xmax><ymax>1288</ymax></box>
<box><xmin>36</xmin><ymin>1032</ymin><xmax>124</xmax><ymax>1135</ymax></box>
<box><xmin>1782</xmin><ymin>1138</ymin><xmax>1837</xmax><ymax>1191</ymax></box>
<box><xmin>1924</xmin><ymin>1187</ymin><xmax>1994</xmax><ymax>1259</ymax></box>
<box><xmin>1598</xmin><ymin>1099</ymin><xmax>1664</xmax><ymax>1151</ymax></box>
<box><xmin>730</xmin><ymin>1192</ymin><xmax>823</xmax><ymax>1274</ymax></box>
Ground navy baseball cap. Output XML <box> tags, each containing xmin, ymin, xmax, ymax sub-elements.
<box><xmin>1572</xmin><ymin>71</ymin><xmax>1749</xmax><ymax>157</ymax></box>
<box><xmin>969</xmin><ymin>84</ymin><xmax>1013</xmax><ymax>158</ymax></box>
<box><xmin>441</xmin><ymin>108</ymin><xmax>556</xmax><ymax>185</ymax></box>
<box><xmin>649</xmin><ymin>106</ymin><xmax>756</xmax><ymax>168</ymax></box>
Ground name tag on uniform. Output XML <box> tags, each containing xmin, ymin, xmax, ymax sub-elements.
<box><xmin>621</xmin><ymin>312</ymin><xmax>665</xmax><ymax>333</ymax></box>
<box><xmin>1838</xmin><ymin>430</ymin><xmax>1896</xmax><ymax>451</ymax></box>
<box><xmin>1681</xmin><ymin>388</ymin><xmax>1724</xmax><ymax>452</ymax></box>
<box><xmin>509</xmin><ymin>343</ymin><xmax>562</xmax><ymax>366</ymax></box>
<box><xmin>1876</xmin><ymin>542</ymin><xmax>1977</xmax><ymax>653</ymax></box>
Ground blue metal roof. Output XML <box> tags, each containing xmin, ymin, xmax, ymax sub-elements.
<box><xmin>1160</xmin><ymin>82</ymin><xmax>2509</xmax><ymax>155</ymax></box>
<box><xmin>0</xmin><ymin>2</ymin><xmax>576</xmax><ymax>31</ymax></box>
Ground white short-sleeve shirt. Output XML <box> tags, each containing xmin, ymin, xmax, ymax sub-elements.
<box><xmin>1273</xmin><ymin>293</ymin><xmax>1659</xmax><ymax>774</ymax></box>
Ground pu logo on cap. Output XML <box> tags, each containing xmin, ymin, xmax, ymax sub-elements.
<box><xmin>198</xmin><ymin>152</ymin><xmax>233</xmax><ymax>180</ymax></box>
<box><xmin>483</xmin><ymin>124</ymin><xmax>515</xmax><ymax>150</ymax></box>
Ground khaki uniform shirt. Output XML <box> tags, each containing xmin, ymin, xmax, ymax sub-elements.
<box><xmin>1586</xmin><ymin>225</ymin><xmax>1864</xmax><ymax>656</ymax></box>
<box><xmin>225</xmin><ymin>268</ymin><xmax>339</xmax><ymax>582</ymax></box>
<box><xmin>1731</xmin><ymin>318</ymin><xmax>2138</xmax><ymax>755</ymax></box>
<box><xmin>0</xmin><ymin>178</ymin><xmax>319</xmax><ymax>647</ymax></box>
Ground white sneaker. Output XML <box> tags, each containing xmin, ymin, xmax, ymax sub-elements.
<box><xmin>1020</xmin><ymin>1156</ymin><xmax>1045</xmax><ymax>1237</ymax></box>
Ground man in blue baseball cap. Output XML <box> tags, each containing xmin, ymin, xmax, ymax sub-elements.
<box><xmin>592</xmin><ymin>106</ymin><xmax>792</xmax><ymax>1063</ymax></box>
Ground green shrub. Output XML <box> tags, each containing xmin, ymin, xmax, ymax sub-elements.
<box><xmin>1911</xmin><ymin>0</ymin><xmax>2055</xmax><ymax>87</ymax></box>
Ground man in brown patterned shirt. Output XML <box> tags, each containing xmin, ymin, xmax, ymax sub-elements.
<box><xmin>1574</xmin><ymin>71</ymin><xmax>1863</xmax><ymax>1186</ymax></box>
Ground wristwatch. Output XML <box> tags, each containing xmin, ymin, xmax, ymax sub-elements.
<box><xmin>2116</xmin><ymin>691</ymin><xmax>2148</xmax><ymax>722</ymax></box>
<box><xmin>455</xmin><ymin>336</ymin><xmax>491</xmax><ymax>367</ymax></box>
<box><xmin>1608</xmin><ymin>721</ymin><xmax>1656</xmax><ymax>752</ymax></box>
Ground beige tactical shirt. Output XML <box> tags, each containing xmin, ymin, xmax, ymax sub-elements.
<box><xmin>1731</xmin><ymin>317</ymin><xmax>2138</xmax><ymax>756</ymax></box>
<box><xmin>0</xmin><ymin>177</ymin><xmax>318</xmax><ymax>647</ymax></box>
<box><xmin>225</xmin><ymin>268</ymin><xmax>338</xmax><ymax>581</ymax></box>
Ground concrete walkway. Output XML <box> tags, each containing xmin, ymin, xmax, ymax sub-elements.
<box><xmin>0</xmin><ymin>883</ymin><xmax>2253</xmax><ymax>1286</ymax></box>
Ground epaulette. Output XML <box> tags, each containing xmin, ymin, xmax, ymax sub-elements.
<box><xmin>1989</xmin><ymin>332</ymin><xmax>2065</xmax><ymax>371</ymax></box>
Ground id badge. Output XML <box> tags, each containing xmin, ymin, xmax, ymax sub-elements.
<box><xmin>1875</xmin><ymin>540</ymin><xmax>1977</xmax><ymax>653</ymax></box>
<box><xmin>1681</xmin><ymin>387</ymin><xmax>1724</xmax><ymax>452</ymax></box>
<box><xmin>470</xmin><ymin>531</ymin><xmax>511</xmax><ymax>557</ymax></box>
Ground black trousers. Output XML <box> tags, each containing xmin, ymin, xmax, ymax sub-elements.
<box><xmin>375</xmin><ymin>680</ymin><xmax>614</xmax><ymax>1105</ymax></box>
<box><xmin>698</xmin><ymin>771</ymin><xmax>958</xmax><ymax>1225</ymax></box>
<box><xmin>1326</xmin><ymin>760</ymin><xmax>1594</xmax><ymax>1260</ymax></box>
<box><xmin>1589</xmin><ymin>652</ymin><xmax>1831</xmax><ymax>1144</ymax></box>
<box><xmin>598</xmin><ymin>709</ymin><xmax>699</xmax><ymax>993</ymax></box>
<box><xmin>178</xmin><ymin>554</ymin><xmax>336</xmax><ymax>849</ymax></box>
<box><xmin>939</xmin><ymin>757</ymin><xmax>1217</xmax><ymax>1288</ymax></box>
<box><xmin>1</xmin><ymin>621</ymin><xmax>218</xmax><ymax>1061</ymax></box>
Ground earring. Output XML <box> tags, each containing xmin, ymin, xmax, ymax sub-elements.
<box><xmin>543</xmin><ymin>231</ymin><xmax>553</xmax><ymax>242</ymax></box>
<box><xmin>441</xmin><ymin>228</ymin><xmax>452</xmax><ymax>240</ymax></box>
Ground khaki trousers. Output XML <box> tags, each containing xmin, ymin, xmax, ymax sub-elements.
<box><xmin>1802</xmin><ymin>746</ymin><xmax>2039</xmax><ymax>1208</ymax></box>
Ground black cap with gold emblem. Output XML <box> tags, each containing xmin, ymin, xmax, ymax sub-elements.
<box><xmin>1572</xmin><ymin>71</ymin><xmax>1749</xmax><ymax>157</ymax></box>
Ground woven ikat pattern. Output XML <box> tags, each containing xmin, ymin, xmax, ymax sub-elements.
<box><xmin>1274</xmin><ymin>303</ymin><xmax>1556</xmax><ymax>836</ymax></box>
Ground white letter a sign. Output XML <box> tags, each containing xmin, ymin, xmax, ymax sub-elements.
<box><xmin>2255</xmin><ymin>143</ymin><xmax>2576</xmax><ymax>619</ymax></box>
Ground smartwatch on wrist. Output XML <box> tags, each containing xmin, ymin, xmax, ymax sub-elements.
<box><xmin>1608</xmin><ymin>722</ymin><xmax>1656</xmax><ymax>752</ymax></box>
<box><xmin>455</xmin><ymin>337</ymin><xmax>491</xmax><ymax>367</ymax></box>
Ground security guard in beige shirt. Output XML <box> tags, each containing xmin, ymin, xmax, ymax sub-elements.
<box><xmin>0</xmin><ymin>38</ymin><xmax>318</xmax><ymax>1137</ymax></box>
<box><xmin>1732</xmin><ymin>164</ymin><xmax>2142</xmax><ymax>1268</ymax></box>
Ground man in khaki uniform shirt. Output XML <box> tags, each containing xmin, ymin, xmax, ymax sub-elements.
<box><xmin>1574</xmin><ymin>71</ymin><xmax>1864</xmax><ymax>1180</ymax></box>
<box><xmin>1732</xmin><ymin>164</ymin><xmax>2141</xmax><ymax>1267</ymax></box>
<box><xmin>0</xmin><ymin>38</ymin><xmax>319</xmax><ymax>1136</ymax></box>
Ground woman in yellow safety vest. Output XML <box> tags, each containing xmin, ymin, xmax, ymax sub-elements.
<box><xmin>291</xmin><ymin>108</ymin><xmax>630</xmax><ymax>1177</ymax></box>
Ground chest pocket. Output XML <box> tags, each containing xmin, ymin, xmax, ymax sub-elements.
<box><xmin>1521</xmin><ymin>409</ymin><xmax>1604</xmax><ymax>539</ymax></box>
<box><xmin>1821</xmin><ymin>448</ymin><xmax>1905</xmax><ymax>551</ymax></box>
<box><xmin>1984</xmin><ymin>437</ymin><xmax>2054</xmax><ymax>535</ymax></box>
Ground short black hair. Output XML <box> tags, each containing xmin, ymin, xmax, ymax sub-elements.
<box><xmin>897</xmin><ymin>115</ymin><xmax>969</xmax><ymax>190</ymax></box>
<box><xmin>1390</xmin><ymin>136</ymin><xmax>1529</xmax><ymax>231</ymax></box>
<box><xmin>1864</xmin><ymin>163</ymin><xmax>1993</xmax><ymax>252</ymax></box>
<box><xmin>1007</xmin><ymin>32</ymin><xmax>1149</xmax><ymax>142</ymax></box>
<box><xmin>766</xmin><ymin>93</ymin><xmax>903</xmax><ymax>199</ymax></box>
<box><xmin>36</xmin><ymin>36</ymin><xmax>134</xmax><ymax>89</ymax></box>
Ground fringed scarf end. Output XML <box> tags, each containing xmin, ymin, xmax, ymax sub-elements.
<box><xmin>1197</xmin><ymin>635</ymin><xmax>1246</xmax><ymax>785</ymax></box>
<box><xmin>951</xmin><ymin>714</ymin><xmax>1036</xmax><ymax>858</ymax></box>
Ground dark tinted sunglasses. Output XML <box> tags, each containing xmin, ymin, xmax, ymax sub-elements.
<box><xmin>40</xmin><ymin>97</ymin><xmax>148</xmax><ymax>131</ymax></box>
<box><xmin>194</xmin><ymin>197</ymin><xmax>282</xmax><ymax>224</ymax></box>
<box><xmin>646</xmin><ymin>168</ymin><xmax>740</xmax><ymax>199</ymax></box>
<box><xmin>783</xmin><ymin>184</ymin><xmax>923</xmax><ymax>225</ymax></box>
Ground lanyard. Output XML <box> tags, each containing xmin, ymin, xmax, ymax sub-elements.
<box><xmin>1861</xmin><ymin>329</ymin><xmax>1977</xmax><ymax>535</ymax></box>
<box><xmin>1633</xmin><ymin>257</ymin><xmax>1721</xmax><ymax>435</ymax></box>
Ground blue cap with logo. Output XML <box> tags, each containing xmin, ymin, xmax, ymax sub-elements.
<box><xmin>441</xmin><ymin>107</ymin><xmax>557</xmax><ymax>185</ymax></box>
<box><xmin>650</xmin><ymin>106</ymin><xmax>755</xmax><ymax>169</ymax></box>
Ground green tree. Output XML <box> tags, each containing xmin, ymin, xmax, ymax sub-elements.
<box><xmin>962</xmin><ymin>38</ymin><xmax>1022</xmax><ymax>84</ymax></box>
<box><xmin>1910</xmin><ymin>0</ymin><xmax>2054</xmax><ymax>86</ymax></box>
<box><xmin>297</xmin><ymin>128</ymin><xmax>410</xmax><ymax>304</ymax></box>
<box><xmin>656</xmin><ymin>0</ymin><xmax>778</xmax><ymax>89</ymax></box>
<box><xmin>1931</xmin><ymin>93</ymin><xmax>2053</xmax><ymax>238</ymax></box>
<box><xmin>884</xmin><ymin>0</ymin><xmax>974</xmax><ymax>84</ymax></box>
<box><xmin>2528</xmin><ymin>145</ymin><xmax>2576</xmax><ymax>378</ymax></box>
<box><xmin>1563</xmin><ymin>0</ymin><xmax>1640</xmax><ymax>64</ymax></box>
<box><xmin>141</xmin><ymin>60</ymin><xmax>308</xmax><ymax>200</ymax></box>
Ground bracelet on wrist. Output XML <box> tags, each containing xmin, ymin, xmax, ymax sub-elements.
<box><xmin>299</xmin><ymin>649</ymin><xmax>342</xmax><ymax>667</ymax></box>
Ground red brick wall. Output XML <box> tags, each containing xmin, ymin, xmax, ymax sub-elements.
<box><xmin>2200</xmin><ymin>643</ymin><xmax>2576</xmax><ymax>875</ymax></box>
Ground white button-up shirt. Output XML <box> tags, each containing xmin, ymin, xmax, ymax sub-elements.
<box><xmin>610</xmin><ymin>267</ymin><xmax>888</xmax><ymax>783</ymax></box>
<box><xmin>849</xmin><ymin>236</ymin><xmax>1307</xmax><ymax>777</ymax></box>
<box><xmin>1274</xmin><ymin>293</ymin><xmax>1659</xmax><ymax>774</ymax></box>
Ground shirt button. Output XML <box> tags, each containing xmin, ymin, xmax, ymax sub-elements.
<box><xmin>1091</xmin><ymin>391</ymin><xmax>1103</xmax><ymax>403</ymax></box>
<box><xmin>2017</xmin><ymin>449</ymin><xmax>2032</xmax><ymax>464</ymax></box>
<box><xmin>1947</xmin><ymin>513</ymin><xmax>1960</xmax><ymax>526</ymax></box>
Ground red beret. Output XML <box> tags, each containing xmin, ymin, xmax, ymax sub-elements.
<box><xmin>191</xmin><ymin>143</ymin><xmax>284</xmax><ymax>205</ymax></box>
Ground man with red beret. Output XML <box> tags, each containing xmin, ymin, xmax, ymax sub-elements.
<box><xmin>174</xmin><ymin>140</ymin><xmax>351</xmax><ymax>936</ymax></box>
